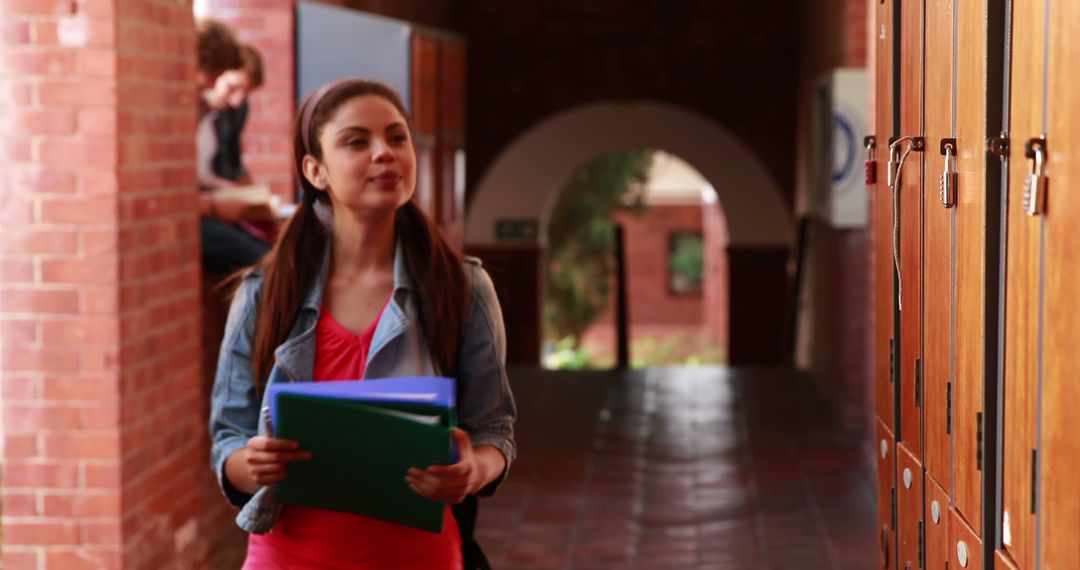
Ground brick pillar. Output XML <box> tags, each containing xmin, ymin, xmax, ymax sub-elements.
<box><xmin>1</xmin><ymin>1</ymin><xmax>212</xmax><ymax>567</ymax></box>
<box><xmin>196</xmin><ymin>0</ymin><xmax>295</xmax><ymax>200</ymax></box>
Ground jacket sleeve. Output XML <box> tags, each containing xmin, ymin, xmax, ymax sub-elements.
<box><xmin>457</xmin><ymin>262</ymin><xmax>518</xmax><ymax>497</ymax></box>
<box><xmin>208</xmin><ymin>275</ymin><xmax>261</xmax><ymax>508</ymax></box>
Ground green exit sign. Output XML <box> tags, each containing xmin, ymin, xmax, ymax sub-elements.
<box><xmin>495</xmin><ymin>218</ymin><xmax>539</xmax><ymax>242</ymax></box>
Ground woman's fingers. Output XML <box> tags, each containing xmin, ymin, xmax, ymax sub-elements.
<box><xmin>248</xmin><ymin>436</ymin><xmax>303</xmax><ymax>452</ymax></box>
<box><xmin>247</xmin><ymin>449</ymin><xmax>312</xmax><ymax>464</ymax></box>
<box><xmin>405</xmin><ymin>468</ymin><xmax>471</xmax><ymax>503</ymax></box>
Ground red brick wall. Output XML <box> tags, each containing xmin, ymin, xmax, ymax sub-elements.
<box><xmin>115</xmin><ymin>1</ymin><xmax>209</xmax><ymax>566</ymax></box>
<box><xmin>462</xmin><ymin>2</ymin><xmax>800</xmax><ymax>210</ymax></box>
<box><xmin>580</xmin><ymin>204</ymin><xmax>731</xmax><ymax>362</ymax></box>
<box><xmin>588</xmin><ymin>206</ymin><xmax>708</xmax><ymax>327</ymax></box>
<box><xmin>703</xmin><ymin>201</ymin><xmax>729</xmax><ymax>349</ymax></box>
<box><xmin>1</xmin><ymin>0</ymin><xmax>126</xmax><ymax>566</ymax></box>
<box><xmin>0</xmin><ymin>0</ymin><xmax>219</xmax><ymax>566</ymax></box>
<box><xmin>795</xmin><ymin>0</ymin><xmax>872</xmax><ymax>433</ymax></box>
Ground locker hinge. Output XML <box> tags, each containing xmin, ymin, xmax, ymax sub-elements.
<box><xmin>918</xmin><ymin>520</ymin><xmax>924</xmax><ymax>568</ymax></box>
<box><xmin>987</xmin><ymin>132</ymin><xmax>1010</xmax><ymax>160</ymax></box>
<box><xmin>891</xmin><ymin>488</ymin><xmax>897</xmax><ymax>530</ymax></box>
<box><xmin>1031</xmin><ymin>448</ymin><xmax>1039</xmax><ymax>514</ymax></box>
<box><xmin>946</xmin><ymin>381</ymin><xmax>952</xmax><ymax>435</ymax></box>
<box><xmin>914</xmin><ymin>358</ymin><xmax>922</xmax><ymax>407</ymax></box>
<box><xmin>889</xmin><ymin>339</ymin><xmax>895</xmax><ymax>384</ymax></box>
<box><xmin>976</xmin><ymin>412</ymin><xmax>984</xmax><ymax>471</ymax></box>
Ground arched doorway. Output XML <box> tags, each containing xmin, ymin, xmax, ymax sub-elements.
<box><xmin>465</xmin><ymin>101</ymin><xmax>792</xmax><ymax>366</ymax></box>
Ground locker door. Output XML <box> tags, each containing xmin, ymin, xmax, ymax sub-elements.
<box><xmin>1039</xmin><ymin>1</ymin><xmax>1080</xmax><ymax>567</ymax></box>
<box><xmin>949</xmin><ymin>508</ymin><xmax>983</xmax><ymax>570</ymax></box>
<box><xmin>878</xmin><ymin>420</ymin><xmax>898</xmax><ymax>569</ymax></box>
<box><xmin>995</xmin><ymin>549</ymin><xmax>1021</xmax><ymax>570</ymax></box>
<box><xmin>411</xmin><ymin>34</ymin><xmax>440</xmax><ymax>218</ymax></box>
<box><xmin>874</xmin><ymin>0</ymin><xmax>897</xmax><ymax>434</ymax></box>
<box><xmin>999</xmin><ymin>0</ymin><xmax>1044</xmax><ymax>567</ymax></box>
<box><xmin>898</xmin><ymin>0</ymin><xmax>926</xmax><ymax>460</ymax></box>
<box><xmin>898</xmin><ymin>444</ymin><xmax>924</xmax><ymax>570</ymax></box>
<box><xmin>953</xmin><ymin>0</ymin><xmax>990</xmax><ymax>535</ymax></box>
<box><xmin>922</xmin><ymin>0</ymin><xmax>955</xmax><ymax>491</ymax></box>
<box><xmin>926</xmin><ymin>478</ymin><xmax>950</xmax><ymax>569</ymax></box>
<box><xmin>438</xmin><ymin>40</ymin><xmax>466</xmax><ymax>247</ymax></box>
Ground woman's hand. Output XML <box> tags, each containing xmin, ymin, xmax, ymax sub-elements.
<box><xmin>226</xmin><ymin>436</ymin><xmax>312</xmax><ymax>495</ymax></box>
<box><xmin>406</xmin><ymin>428</ymin><xmax>490</xmax><ymax>504</ymax></box>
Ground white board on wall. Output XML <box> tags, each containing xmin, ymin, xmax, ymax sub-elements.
<box><xmin>810</xmin><ymin>68</ymin><xmax>869</xmax><ymax>229</ymax></box>
<box><xmin>296</xmin><ymin>1</ymin><xmax>412</xmax><ymax>109</ymax></box>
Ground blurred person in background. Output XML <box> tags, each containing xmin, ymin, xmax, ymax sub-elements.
<box><xmin>196</xmin><ymin>20</ymin><xmax>271</xmax><ymax>275</ymax></box>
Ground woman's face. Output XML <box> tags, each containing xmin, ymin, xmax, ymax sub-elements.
<box><xmin>310</xmin><ymin>94</ymin><xmax>416</xmax><ymax>217</ymax></box>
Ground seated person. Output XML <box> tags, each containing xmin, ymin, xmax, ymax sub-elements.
<box><xmin>195</xmin><ymin>28</ymin><xmax>271</xmax><ymax>275</ymax></box>
<box><xmin>211</xmin><ymin>44</ymin><xmax>264</xmax><ymax>185</ymax></box>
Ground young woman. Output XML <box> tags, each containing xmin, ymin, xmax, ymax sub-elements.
<box><xmin>209</xmin><ymin>78</ymin><xmax>517</xmax><ymax>569</ymax></box>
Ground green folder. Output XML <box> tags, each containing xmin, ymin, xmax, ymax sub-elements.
<box><xmin>270</xmin><ymin>378</ymin><xmax>457</xmax><ymax>532</ymax></box>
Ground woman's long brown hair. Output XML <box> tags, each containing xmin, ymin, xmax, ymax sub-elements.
<box><xmin>250</xmin><ymin>80</ymin><xmax>468</xmax><ymax>395</ymax></box>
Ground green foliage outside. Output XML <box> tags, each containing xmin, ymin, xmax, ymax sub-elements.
<box><xmin>669</xmin><ymin>232</ymin><xmax>704</xmax><ymax>294</ymax></box>
<box><xmin>543</xmin><ymin>149</ymin><xmax>653</xmax><ymax>346</ymax></box>
<box><xmin>543</xmin><ymin>335</ymin><xmax>726</xmax><ymax>370</ymax></box>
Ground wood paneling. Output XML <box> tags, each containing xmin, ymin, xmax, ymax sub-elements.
<box><xmin>1040</xmin><ymin>1</ymin><xmax>1080</xmax><ymax>567</ymax></box>
<box><xmin>899</xmin><ymin>0</ymin><xmax>925</xmax><ymax>459</ymax></box>
<box><xmin>410</xmin><ymin>34</ymin><xmax>440</xmax><ymax>136</ymax></box>
<box><xmin>464</xmin><ymin>244</ymin><xmax>541</xmax><ymax>365</ymax></box>
<box><xmin>873</xmin><ymin>0</ymin><xmax>897</xmax><ymax>434</ymax></box>
<box><xmin>926</xmin><ymin>478</ymin><xmax>950</xmax><ymax>570</ymax></box>
<box><xmin>949</xmin><ymin>507</ymin><xmax>983</xmax><ymax>570</ymax></box>
<box><xmin>439</xmin><ymin>41</ymin><xmax>466</xmax><ymax>246</ymax></box>
<box><xmin>995</xmin><ymin>549</ymin><xmax>1022</xmax><ymax>570</ymax></box>
<box><xmin>953</xmin><ymin>0</ymin><xmax>987</xmax><ymax>534</ymax></box>
<box><xmin>1000</xmin><ymin>0</ymin><xmax>1044</xmax><ymax>566</ymax></box>
<box><xmin>922</xmin><ymin>0</ymin><xmax>955</xmax><ymax>492</ymax></box>
<box><xmin>412</xmin><ymin>35</ymin><xmax>441</xmax><ymax>219</ymax></box>
<box><xmin>877</xmin><ymin>420</ymin><xmax>897</xmax><ymax>569</ymax></box>
<box><xmin>897</xmin><ymin>443</ymin><xmax>924</xmax><ymax>569</ymax></box>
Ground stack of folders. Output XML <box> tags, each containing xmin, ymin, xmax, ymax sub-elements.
<box><xmin>267</xmin><ymin>376</ymin><xmax>458</xmax><ymax>533</ymax></box>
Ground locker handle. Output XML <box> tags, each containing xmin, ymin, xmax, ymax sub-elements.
<box><xmin>881</xmin><ymin>525</ymin><xmax>890</xmax><ymax>568</ymax></box>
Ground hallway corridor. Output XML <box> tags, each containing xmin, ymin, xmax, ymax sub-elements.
<box><xmin>477</xmin><ymin>367</ymin><xmax>876</xmax><ymax>570</ymax></box>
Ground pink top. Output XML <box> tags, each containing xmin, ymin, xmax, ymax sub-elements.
<box><xmin>244</xmin><ymin>301</ymin><xmax>462</xmax><ymax>569</ymax></box>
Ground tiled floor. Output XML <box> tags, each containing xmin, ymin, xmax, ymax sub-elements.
<box><xmin>476</xmin><ymin>366</ymin><xmax>876</xmax><ymax>570</ymax></box>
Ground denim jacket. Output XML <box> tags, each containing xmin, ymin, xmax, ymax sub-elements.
<box><xmin>208</xmin><ymin>210</ymin><xmax>517</xmax><ymax>534</ymax></box>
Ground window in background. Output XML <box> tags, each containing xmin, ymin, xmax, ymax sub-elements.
<box><xmin>669</xmin><ymin>230</ymin><xmax>704</xmax><ymax>295</ymax></box>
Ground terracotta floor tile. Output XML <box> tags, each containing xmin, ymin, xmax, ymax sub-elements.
<box><xmin>477</xmin><ymin>367</ymin><xmax>874</xmax><ymax>570</ymax></box>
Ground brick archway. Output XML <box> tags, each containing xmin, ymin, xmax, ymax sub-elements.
<box><xmin>465</xmin><ymin>100</ymin><xmax>791</xmax><ymax>248</ymax></box>
<box><xmin>464</xmin><ymin>102</ymin><xmax>791</xmax><ymax>366</ymax></box>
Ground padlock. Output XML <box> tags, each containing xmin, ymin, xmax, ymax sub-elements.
<box><xmin>1024</xmin><ymin>141</ymin><xmax>1047</xmax><ymax>216</ymax></box>
<box><xmin>865</xmin><ymin>140</ymin><xmax>877</xmax><ymax>185</ymax></box>
<box><xmin>939</xmin><ymin>144</ymin><xmax>957</xmax><ymax>208</ymax></box>
<box><xmin>886</xmin><ymin>146</ymin><xmax>898</xmax><ymax>188</ymax></box>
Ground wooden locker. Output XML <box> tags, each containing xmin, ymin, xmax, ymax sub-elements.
<box><xmin>953</xmin><ymin>0</ymin><xmax>990</xmax><ymax>535</ymax></box>
<box><xmin>926</xmin><ymin>478</ymin><xmax>950</xmax><ymax>570</ymax></box>
<box><xmin>1039</xmin><ymin>1</ymin><xmax>1080</xmax><ymax>567</ymax></box>
<box><xmin>995</xmin><ymin>549</ymin><xmax>1021</xmax><ymax>570</ymax></box>
<box><xmin>873</xmin><ymin>0</ymin><xmax>897</xmax><ymax>435</ymax></box>
<box><xmin>921</xmin><ymin>0</ymin><xmax>955</xmax><ymax>492</ymax></box>
<box><xmin>898</xmin><ymin>0</ymin><xmax>925</xmax><ymax>459</ymax></box>
<box><xmin>878</xmin><ymin>420</ymin><xmax>898</xmax><ymax>569</ymax></box>
<box><xmin>898</xmin><ymin>444</ymin><xmax>924</xmax><ymax>570</ymax></box>
<box><xmin>949</xmin><ymin>508</ymin><xmax>983</xmax><ymax>570</ymax></box>
<box><xmin>999</xmin><ymin>0</ymin><xmax>1044</xmax><ymax>567</ymax></box>
<box><xmin>411</xmin><ymin>34</ymin><xmax>441</xmax><ymax>218</ymax></box>
<box><xmin>438</xmin><ymin>40</ymin><xmax>466</xmax><ymax>247</ymax></box>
